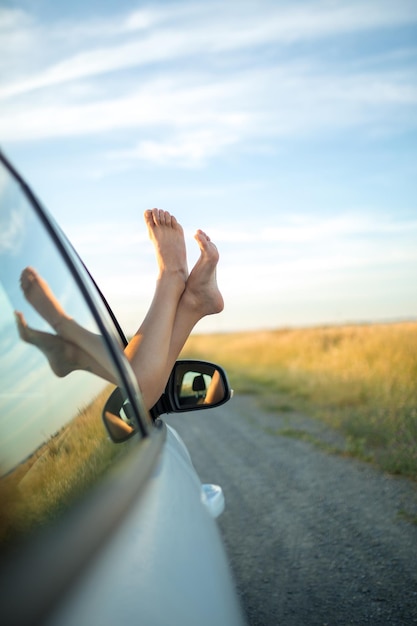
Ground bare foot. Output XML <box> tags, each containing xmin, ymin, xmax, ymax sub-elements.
<box><xmin>15</xmin><ymin>311</ymin><xmax>77</xmax><ymax>378</ymax></box>
<box><xmin>183</xmin><ymin>229</ymin><xmax>224</xmax><ymax>316</ymax></box>
<box><xmin>144</xmin><ymin>209</ymin><xmax>188</xmax><ymax>287</ymax></box>
<box><xmin>20</xmin><ymin>267</ymin><xmax>71</xmax><ymax>331</ymax></box>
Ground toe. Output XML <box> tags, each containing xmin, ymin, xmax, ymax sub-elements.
<box><xmin>163</xmin><ymin>210</ymin><xmax>172</xmax><ymax>226</ymax></box>
<box><xmin>147</xmin><ymin>208</ymin><xmax>160</xmax><ymax>226</ymax></box>
<box><xmin>194</xmin><ymin>230</ymin><xmax>209</xmax><ymax>249</ymax></box>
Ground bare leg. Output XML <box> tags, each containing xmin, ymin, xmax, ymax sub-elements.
<box><xmin>126</xmin><ymin>222</ymin><xmax>223</xmax><ymax>409</ymax></box>
<box><xmin>20</xmin><ymin>267</ymin><xmax>114</xmax><ymax>374</ymax></box>
<box><xmin>124</xmin><ymin>208</ymin><xmax>188</xmax><ymax>408</ymax></box>
<box><xmin>103</xmin><ymin>411</ymin><xmax>134</xmax><ymax>439</ymax></box>
<box><xmin>14</xmin><ymin>311</ymin><xmax>116</xmax><ymax>382</ymax></box>
<box><xmin>19</xmin><ymin>267</ymin><xmax>68</xmax><ymax>328</ymax></box>
<box><xmin>204</xmin><ymin>369</ymin><xmax>225</xmax><ymax>404</ymax></box>
<box><xmin>165</xmin><ymin>229</ymin><xmax>223</xmax><ymax>377</ymax></box>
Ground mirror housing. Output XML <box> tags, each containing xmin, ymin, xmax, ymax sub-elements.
<box><xmin>102</xmin><ymin>360</ymin><xmax>233</xmax><ymax>442</ymax></box>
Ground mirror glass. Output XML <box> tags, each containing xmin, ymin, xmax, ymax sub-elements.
<box><xmin>172</xmin><ymin>361</ymin><xmax>228</xmax><ymax>410</ymax></box>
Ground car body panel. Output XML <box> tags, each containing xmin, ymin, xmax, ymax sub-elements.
<box><xmin>47</xmin><ymin>425</ymin><xmax>244</xmax><ymax>626</ymax></box>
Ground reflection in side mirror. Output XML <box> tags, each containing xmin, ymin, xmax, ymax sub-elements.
<box><xmin>102</xmin><ymin>387</ymin><xmax>137</xmax><ymax>443</ymax></box>
<box><xmin>173</xmin><ymin>362</ymin><xmax>228</xmax><ymax>409</ymax></box>
<box><xmin>151</xmin><ymin>360</ymin><xmax>233</xmax><ymax>418</ymax></box>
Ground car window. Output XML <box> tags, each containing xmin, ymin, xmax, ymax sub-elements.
<box><xmin>0</xmin><ymin>156</ymin><xmax>148</xmax><ymax>551</ymax></box>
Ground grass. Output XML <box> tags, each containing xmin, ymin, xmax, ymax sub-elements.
<box><xmin>181</xmin><ymin>321</ymin><xmax>417</xmax><ymax>480</ymax></box>
<box><xmin>0</xmin><ymin>385</ymin><xmax>129</xmax><ymax>547</ymax></box>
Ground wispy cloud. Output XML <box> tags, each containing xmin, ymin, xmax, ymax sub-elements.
<box><xmin>0</xmin><ymin>167</ymin><xmax>27</xmax><ymax>255</ymax></box>
<box><xmin>2</xmin><ymin>1</ymin><xmax>417</xmax><ymax>96</ymax></box>
<box><xmin>1</xmin><ymin>1</ymin><xmax>416</xmax><ymax>168</ymax></box>
<box><xmin>1</xmin><ymin>63</ymin><xmax>415</xmax><ymax>162</ymax></box>
<box><xmin>209</xmin><ymin>213</ymin><xmax>417</xmax><ymax>244</ymax></box>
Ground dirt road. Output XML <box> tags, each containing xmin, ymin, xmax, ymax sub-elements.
<box><xmin>166</xmin><ymin>394</ymin><xmax>417</xmax><ymax>625</ymax></box>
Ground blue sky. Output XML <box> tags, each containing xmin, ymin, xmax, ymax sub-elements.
<box><xmin>1</xmin><ymin>0</ymin><xmax>416</xmax><ymax>333</ymax></box>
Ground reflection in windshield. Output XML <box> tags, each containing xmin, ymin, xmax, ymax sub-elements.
<box><xmin>15</xmin><ymin>266</ymin><xmax>118</xmax><ymax>384</ymax></box>
<box><xmin>0</xmin><ymin>159</ymin><xmax>130</xmax><ymax>475</ymax></box>
<box><xmin>0</xmin><ymin>271</ymin><xmax>129</xmax><ymax>545</ymax></box>
<box><xmin>0</xmin><ymin>162</ymin><xmax>136</xmax><ymax>547</ymax></box>
<box><xmin>0</xmin><ymin>279</ymin><xmax>111</xmax><ymax>475</ymax></box>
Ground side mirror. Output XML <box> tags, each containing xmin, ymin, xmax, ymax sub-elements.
<box><xmin>102</xmin><ymin>386</ymin><xmax>137</xmax><ymax>443</ymax></box>
<box><xmin>102</xmin><ymin>360</ymin><xmax>233</xmax><ymax>442</ymax></box>
<box><xmin>152</xmin><ymin>359</ymin><xmax>233</xmax><ymax>417</ymax></box>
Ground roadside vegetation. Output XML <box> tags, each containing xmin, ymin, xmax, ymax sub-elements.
<box><xmin>181</xmin><ymin>322</ymin><xmax>417</xmax><ymax>480</ymax></box>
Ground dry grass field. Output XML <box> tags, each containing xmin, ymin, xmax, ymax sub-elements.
<box><xmin>181</xmin><ymin>322</ymin><xmax>417</xmax><ymax>480</ymax></box>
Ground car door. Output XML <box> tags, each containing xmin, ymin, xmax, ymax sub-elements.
<box><xmin>0</xmin><ymin>151</ymin><xmax>245</xmax><ymax>626</ymax></box>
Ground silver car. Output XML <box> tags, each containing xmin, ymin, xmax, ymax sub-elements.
<box><xmin>0</xmin><ymin>151</ymin><xmax>245</xmax><ymax>626</ymax></box>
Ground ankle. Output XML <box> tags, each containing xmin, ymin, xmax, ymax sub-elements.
<box><xmin>158</xmin><ymin>267</ymin><xmax>187</xmax><ymax>287</ymax></box>
<box><xmin>53</xmin><ymin>315</ymin><xmax>74</xmax><ymax>336</ymax></box>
